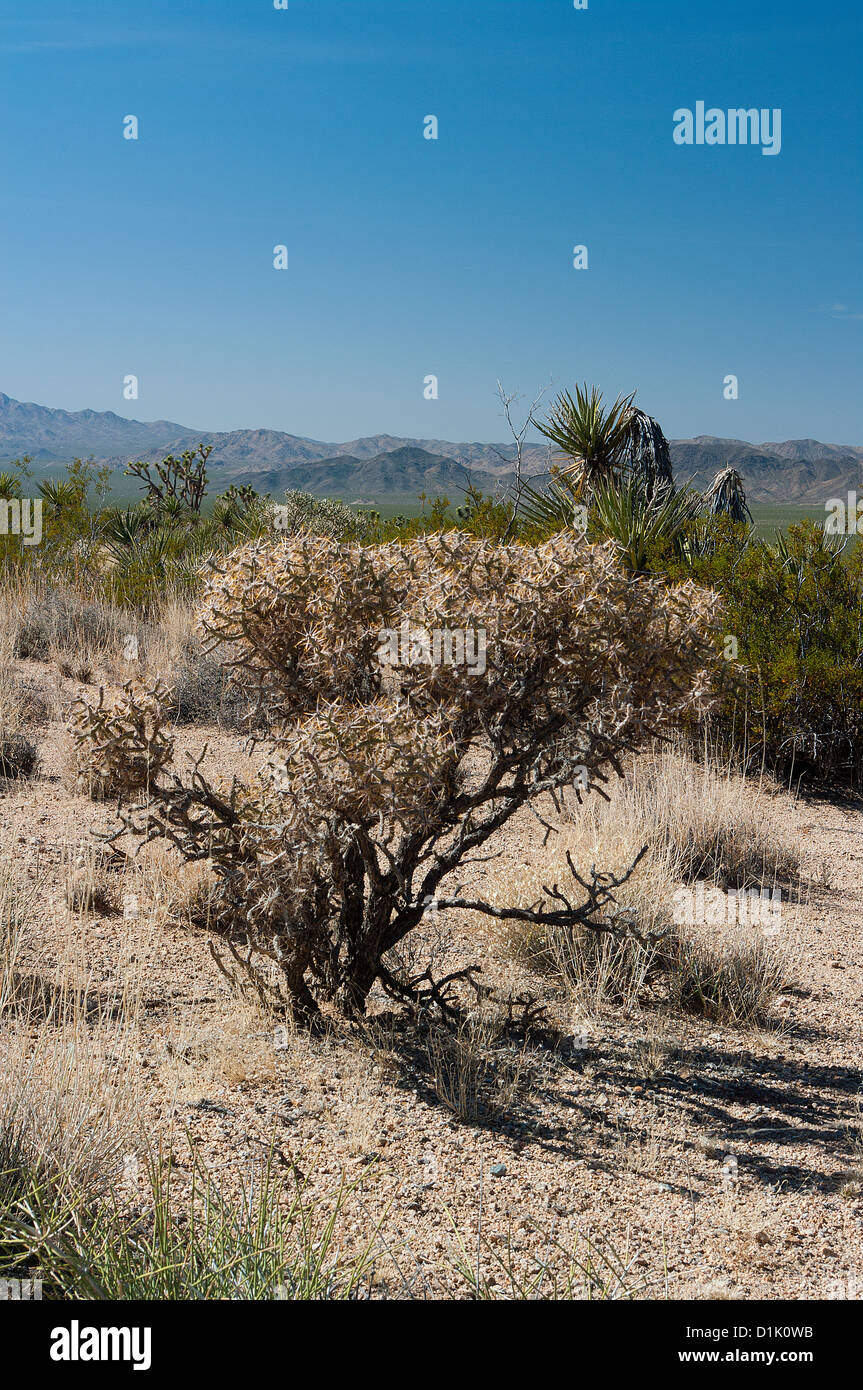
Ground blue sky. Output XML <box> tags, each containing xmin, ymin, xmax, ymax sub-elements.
<box><xmin>0</xmin><ymin>0</ymin><xmax>860</xmax><ymax>445</ymax></box>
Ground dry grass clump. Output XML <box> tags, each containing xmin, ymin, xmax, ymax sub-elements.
<box><xmin>566</xmin><ymin>747</ymin><xmax>800</xmax><ymax>889</ymax></box>
<box><xmin>54</xmin><ymin>646</ymin><xmax>98</xmax><ymax>684</ymax></box>
<box><xmin>492</xmin><ymin>827</ymin><xmax>677</xmax><ymax>1015</ymax></box>
<box><xmin>625</xmin><ymin>1018</ymin><xmax>681</xmax><ymax>1079</ymax></box>
<box><xmin>165</xmin><ymin>644</ymin><xmax>247</xmax><ymax>727</ymax></box>
<box><xmin>12</xmin><ymin>583</ymin><xmax>132</xmax><ymax>664</ymax></box>
<box><xmin>126</xmin><ymin>601</ymin><xmax>253</xmax><ymax>730</ymax></box>
<box><xmin>425</xmin><ymin>1010</ymin><xmax>535</xmax><ymax>1124</ymax></box>
<box><xmin>666</xmin><ymin>928</ymin><xmax>787</xmax><ymax>1026</ymax></box>
<box><xmin>1</xmin><ymin>886</ymin><xmax>140</xmax><ymax>1214</ymax></box>
<box><xmin>0</xmin><ymin>625</ymin><xmax>39</xmax><ymax>778</ymax></box>
<box><xmin>63</xmin><ymin>846</ymin><xmax>119</xmax><ymax>916</ymax></box>
<box><xmin>0</xmin><ymin>631</ymin><xmax>24</xmax><ymax>727</ymax></box>
<box><xmin>11</xmin><ymin>680</ymin><xmax>55</xmax><ymax>727</ymax></box>
<box><xmin>497</xmin><ymin>749</ymin><xmax>790</xmax><ymax>1026</ymax></box>
<box><xmin>128</xmin><ymin>840</ymin><xmax>219</xmax><ymax>933</ymax></box>
<box><xmin>156</xmin><ymin>1003</ymin><xmax>281</xmax><ymax>1101</ymax></box>
<box><xmin>501</xmin><ymin>871</ymin><xmax>786</xmax><ymax>1028</ymax></box>
<box><xmin>0</xmin><ymin>860</ymin><xmax>33</xmax><ymax>1015</ymax></box>
<box><xmin>0</xmin><ymin>1024</ymin><xmax>138</xmax><ymax>1214</ymax></box>
<box><xmin>0</xmin><ymin>732</ymin><xmax>37</xmax><ymax>779</ymax></box>
<box><xmin>91</xmin><ymin>598</ymin><xmax>251</xmax><ymax>731</ymax></box>
<box><xmin>64</xmin><ymin>874</ymin><xmax>115</xmax><ymax>916</ymax></box>
<box><xmin>67</xmin><ymin>678</ymin><xmax>174</xmax><ymax>799</ymax></box>
<box><xmin>509</xmin><ymin>914</ymin><xmax>668</xmax><ymax>1016</ymax></box>
<box><xmin>3</xmin><ymin>577</ymin><xmax>250</xmax><ymax>731</ymax></box>
<box><xmin>0</xmin><ymin>854</ymin><xmax>140</xmax><ymax>1221</ymax></box>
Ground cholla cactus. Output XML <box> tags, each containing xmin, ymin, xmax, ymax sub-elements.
<box><xmin>270</xmin><ymin>490</ymin><xmax>377</xmax><ymax>542</ymax></box>
<box><xmin>70</xmin><ymin>679</ymin><xmax>174</xmax><ymax>800</ymax></box>
<box><xmin>115</xmin><ymin>532</ymin><xmax>720</xmax><ymax>1024</ymax></box>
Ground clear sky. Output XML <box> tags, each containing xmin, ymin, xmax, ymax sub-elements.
<box><xmin>0</xmin><ymin>0</ymin><xmax>860</xmax><ymax>445</ymax></box>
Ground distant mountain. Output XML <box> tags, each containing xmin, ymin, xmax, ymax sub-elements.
<box><xmin>234</xmin><ymin>446</ymin><xmax>501</xmax><ymax>500</ymax></box>
<box><xmin>0</xmin><ymin>392</ymin><xmax>538</xmax><ymax>475</ymax></box>
<box><xmin>0</xmin><ymin>391</ymin><xmax>860</xmax><ymax>503</ymax></box>
<box><xmin>668</xmin><ymin>436</ymin><xmax>863</xmax><ymax>502</ymax></box>
<box><xmin>146</xmin><ymin>432</ymin><xmax>543</xmax><ymax>477</ymax></box>
<box><xmin>760</xmin><ymin>439</ymin><xmax>863</xmax><ymax>464</ymax></box>
<box><xmin>0</xmin><ymin>391</ymin><xmax>200</xmax><ymax>461</ymax></box>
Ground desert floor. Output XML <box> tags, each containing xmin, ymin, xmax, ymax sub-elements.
<box><xmin>3</xmin><ymin>656</ymin><xmax>863</xmax><ymax>1300</ymax></box>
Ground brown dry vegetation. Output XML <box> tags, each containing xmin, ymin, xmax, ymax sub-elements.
<box><xmin>0</xmin><ymin>577</ymin><xmax>862</xmax><ymax>1300</ymax></box>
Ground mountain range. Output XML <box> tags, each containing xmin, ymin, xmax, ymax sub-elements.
<box><xmin>1</xmin><ymin>392</ymin><xmax>861</xmax><ymax>504</ymax></box>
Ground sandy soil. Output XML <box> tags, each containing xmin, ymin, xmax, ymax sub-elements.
<box><xmin>3</xmin><ymin>659</ymin><xmax>863</xmax><ymax>1300</ymax></box>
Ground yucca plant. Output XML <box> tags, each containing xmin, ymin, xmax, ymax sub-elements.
<box><xmin>591</xmin><ymin>472</ymin><xmax>702</xmax><ymax>573</ymax></box>
<box><xmin>37</xmin><ymin>478</ymin><xmax>85</xmax><ymax>513</ymax></box>
<box><xmin>515</xmin><ymin>474</ymin><xmax>587</xmax><ymax>533</ymax></box>
<box><xmin>154</xmin><ymin>494</ymin><xmax>194</xmax><ymax>528</ymax></box>
<box><xmin>534</xmin><ymin>385</ymin><xmax>675</xmax><ymax>502</ymax></box>
<box><xmin>99</xmin><ymin>507</ymin><xmax>154</xmax><ymax>564</ymax></box>
<box><xmin>625</xmin><ymin>409</ymin><xmax>675</xmax><ymax>498</ymax></box>
<box><xmin>1</xmin><ymin>1143</ymin><xmax>380</xmax><ymax>1300</ymax></box>
<box><xmin>103</xmin><ymin>525</ymin><xmax>202</xmax><ymax>610</ymax></box>
<box><xmin>703</xmin><ymin>466</ymin><xmax>752</xmax><ymax>524</ymax></box>
<box><xmin>535</xmin><ymin>384</ymin><xmax>636</xmax><ymax>492</ymax></box>
<box><xmin>0</xmin><ymin>457</ymin><xmax>31</xmax><ymax>502</ymax></box>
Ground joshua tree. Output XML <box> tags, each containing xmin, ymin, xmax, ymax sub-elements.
<box><xmin>125</xmin><ymin>444</ymin><xmax>212</xmax><ymax>516</ymax></box>
<box><xmin>111</xmin><ymin>531</ymin><xmax>719</xmax><ymax>1026</ymax></box>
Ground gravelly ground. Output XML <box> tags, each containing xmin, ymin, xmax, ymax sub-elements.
<box><xmin>3</xmin><ymin>663</ymin><xmax>863</xmax><ymax>1300</ymax></box>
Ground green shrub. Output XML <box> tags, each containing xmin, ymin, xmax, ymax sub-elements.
<box><xmin>0</xmin><ymin>1142</ymin><xmax>378</xmax><ymax>1300</ymax></box>
<box><xmin>680</xmin><ymin>520</ymin><xmax>863</xmax><ymax>781</ymax></box>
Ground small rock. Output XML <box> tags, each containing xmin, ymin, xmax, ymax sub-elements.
<box><xmin>490</xmin><ymin>1164</ymin><xmax>507</xmax><ymax>1178</ymax></box>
